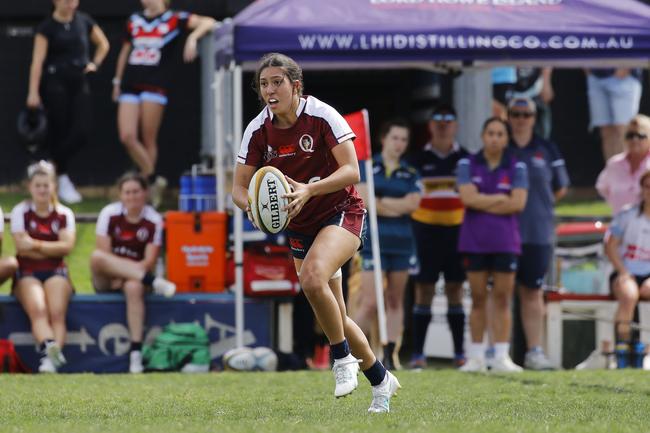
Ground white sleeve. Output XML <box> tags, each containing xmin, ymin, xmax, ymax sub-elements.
<box><xmin>95</xmin><ymin>206</ymin><xmax>111</xmax><ymax>236</ymax></box>
<box><xmin>0</xmin><ymin>207</ymin><xmax>4</xmax><ymax>234</ymax></box>
<box><xmin>60</xmin><ymin>205</ymin><xmax>76</xmax><ymax>233</ymax></box>
<box><xmin>10</xmin><ymin>203</ymin><xmax>26</xmax><ymax>233</ymax></box>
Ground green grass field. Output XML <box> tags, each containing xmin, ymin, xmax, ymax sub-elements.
<box><xmin>1</xmin><ymin>370</ymin><xmax>649</xmax><ymax>433</ymax></box>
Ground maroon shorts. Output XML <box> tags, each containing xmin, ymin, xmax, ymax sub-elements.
<box><xmin>286</xmin><ymin>209</ymin><xmax>367</xmax><ymax>260</ymax></box>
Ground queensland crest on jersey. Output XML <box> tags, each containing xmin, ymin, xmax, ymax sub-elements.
<box><xmin>299</xmin><ymin>134</ymin><xmax>314</xmax><ymax>153</ymax></box>
<box><xmin>136</xmin><ymin>227</ymin><xmax>150</xmax><ymax>242</ymax></box>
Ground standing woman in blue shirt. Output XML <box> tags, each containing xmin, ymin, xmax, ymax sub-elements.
<box><xmin>508</xmin><ymin>97</ymin><xmax>569</xmax><ymax>370</ymax></box>
<box><xmin>457</xmin><ymin>117</ymin><xmax>528</xmax><ymax>373</ymax></box>
<box><xmin>353</xmin><ymin>119</ymin><xmax>421</xmax><ymax>370</ymax></box>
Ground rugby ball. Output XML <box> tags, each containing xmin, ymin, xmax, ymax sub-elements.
<box><xmin>252</xmin><ymin>346</ymin><xmax>278</xmax><ymax>372</ymax></box>
<box><xmin>248</xmin><ymin>166</ymin><xmax>291</xmax><ymax>234</ymax></box>
<box><xmin>222</xmin><ymin>347</ymin><xmax>256</xmax><ymax>371</ymax></box>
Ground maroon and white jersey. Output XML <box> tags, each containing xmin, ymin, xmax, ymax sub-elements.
<box><xmin>11</xmin><ymin>201</ymin><xmax>75</xmax><ymax>272</ymax></box>
<box><xmin>237</xmin><ymin>96</ymin><xmax>365</xmax><ymax>235</ymax></box>
<box><xmin>96</xmin><ymin>202</ymin><xmax>162</xmax><ymax>261</ymax></box>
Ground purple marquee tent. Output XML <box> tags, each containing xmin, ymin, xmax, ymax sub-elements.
<box><xmin>216</xmin><ymin>0</ymin><xmax>650</xmax><ymax>69</ymax></box>
<box><xmin>216</xmin><ymin>0</ymin><xmax>650</xmax><ymax>348</ymax></box>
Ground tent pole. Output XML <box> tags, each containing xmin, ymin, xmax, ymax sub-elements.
<box><xmin>215</xmin><ymin>67</ymin><xmax>225</xmax><ymax>212</ymax></box>
<box><xmin>232</xmin><ymin>63</ymin><xmax>245</xmax><ymax>348</ymax></box>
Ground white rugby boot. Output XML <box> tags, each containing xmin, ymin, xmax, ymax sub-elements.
<box><xmin>332</xmin><ymin>353</ymin><xmax>361</xmax><ymax>398</ymax></box>
<box><xmin>368</xmin><ymin>371</ymin><xmax>401</xmax><ymax>414</ymax></box>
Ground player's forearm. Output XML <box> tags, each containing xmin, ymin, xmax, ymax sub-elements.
<box><xmin>232</xmin><ymin>185</ymin><xmax>249</xmax><ymax>211</ymax></box>
<box><xmin>189</xmin><ymin>17</ymin><xmax>217</xmax><ymax>41</ymax></box>
<box><xmin>307</xmin><ymin>164</ymin><xmax>359</xmax><ymax>197</ymax></box>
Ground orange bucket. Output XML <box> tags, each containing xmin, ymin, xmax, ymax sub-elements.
<box><xmin>165</xmin><ymin>211</ymin><xmax>227</xmax><ymax>292</ymax></box>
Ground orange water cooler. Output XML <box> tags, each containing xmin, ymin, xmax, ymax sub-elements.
<box><xmin>165</xmin><ymin>211</ymin><xmax>227</xmax><ymax>293</ymax></box>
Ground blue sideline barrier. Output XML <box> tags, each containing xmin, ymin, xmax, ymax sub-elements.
<box><xmin>0</xmin><ymin>293</ymin><xmax>272</xmax><ymax>373</ymax></box>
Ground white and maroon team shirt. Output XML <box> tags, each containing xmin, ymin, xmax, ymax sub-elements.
<box><xmin>95</xmin><ymin>202</ymin><xmax>162</xmax><ymax>262</ymax></box>
<box><xmin>237</xmin><ymin>96</ymin><xmax>364</xmax><ymax>235</ymax></box>
<box><xmin>10</xmin><ymin>201</ymin><xmax>76</xmax><ymax>272</ymax></box>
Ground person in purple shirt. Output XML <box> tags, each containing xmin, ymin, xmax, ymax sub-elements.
<box><xmin>456</xmin><ymin>117</ymin><xmax>528</xmax><ymax>373</ymax></box>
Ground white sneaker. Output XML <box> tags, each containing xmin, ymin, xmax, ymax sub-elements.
<box><xmin>38</xmin><ymin>357</ymin><xmax>57</xmax><ymax>373</ymax></box>
<box><xmin>490</xmin><ymin>355</ymin><xmax>523</xmax><ymax>373</ymax></box>
<box><xmin>150</xmin><ymin>176</ymin><xmax>167</xmax><ymax>209</ymax></box>
<box><xmin>152</xmin><ymin>277</ymin><xmax>176</xmax><ymax>297</ymax></box>
<box><xmin>459</xmin><ymin>357</ymin><xmax>487</xmax><ymax>373</ymax></box>
<box><xmin>129</xmin><ymin>350</ymin><xmax>144</xmax><ymax>374</ymax></box>
<box><xmin>524</xmin><ymin>350</ymin><xmax>556</xmax><ymax>371</ymax></box>
<box><xmin>332</xmin><ymin>353</ymin><xmax>361</xmax><ymax>398</ymax></box>
<box><xmin>58</xmin><ymin>174</ymin><xmax>82</xmax><ymax>204</ymax></box>
<box><xmin>575</xmin><ymin>349</ymin><xmax>610</xmax><ymax>370</ymax></box>
<box><xmin>45</xmin><ymin>342</ymin><xmax>66</xmax><ymax>368</ymax></box>
<box><xmin>368</xmin><ymin>371</ymin><xmax>401</xmax><ymax>414</ymax></box>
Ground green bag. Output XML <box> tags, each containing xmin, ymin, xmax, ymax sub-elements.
<box><xmin>142</xmin><ymin>323</ymin><xmax>210</xmax><ymax>372</ymax></box>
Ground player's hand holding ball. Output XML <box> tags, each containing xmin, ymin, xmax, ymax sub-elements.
<box><xmin>283</xmin><ymin>176</ymin><xmax>312</xmax><ymax>219</ymax></box>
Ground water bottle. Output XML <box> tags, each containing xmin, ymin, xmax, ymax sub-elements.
<box><xmin>179</xmin><ymin>173</ymin><xmax>193</xmax><ymax>211</ymax></box>
<box><xmin>615</xmin><ymin>342</ymin><xmax>630</xmax><ymax>369</ymax></box>
<box><xmin>632</xmin><ymin>342</ymin><xmax>645</xmax><ymax>369</ymax></box>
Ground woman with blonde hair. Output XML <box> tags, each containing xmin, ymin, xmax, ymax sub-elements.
<box><xmin>11</xmin><ymin>161</ymin><xmax>76</xmax><ymax>373</ymax></box>
<box><xmin>597</xmin><ymin>114</ymin><xmax>650</xmax><ymax>214</ymax></box>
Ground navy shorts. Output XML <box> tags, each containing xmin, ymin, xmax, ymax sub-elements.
<box><xmin>286</xmin><ymin>210</ymin><xmax>367</xmax><ymax>260</ymax></box>
<box><xmin>516</xmin><ymin>244</ymin><xmax>553</xmax><ymax>289</ymax></box>
<box><xmin>412</xmin><ymin>221</ymin><xmax>465</xmax><ymax>283</ymax></box>
<box><xmin>463</xmin><ymin>253</ymin><xmax>518</xmax><ymax>273</ymax></box>
<box><xmin>16</xmin><ymin>267</ymin><xmax>69</xmax><ymax>283</ymax></box>
<box><xmin>360</xmin><ymin>251</ymin><xmax>414</xmax><ymax>272</ymax></box>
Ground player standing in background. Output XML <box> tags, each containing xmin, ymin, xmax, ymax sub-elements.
<box><xmin>112</xmin><ymin>0</ymin><xmax>216</xmax><ymax>207</ymax></box>
<box><xmin>11</xmin><ymin>161</ymin><xmax>76</xmax><ymax>373</ymax></box>
<box><xmin>457</xmin><ymin>118</ymin><xmax>528</xmax><ymax>373</ymax></box>
<box><xmin>232</xmin><ymin>53</ymin><xmax>401</xmax><ymax>413</ymax></box>
<box><xmin>354</xmin><ymin>119</ymin><xmax>421</xmax><ymax>370</ymax></box>
<box><xmin>408</xmin><ymin>104</ymin><xmax>468</xmax><ymax>369</ymax></box>
<box><xmin>90</xmin><ymin>172</ymin><xmax>176</xmax><ymax>373</ymax></box>
<box><xmin>27</xmin><ymin>0</ymin><xmax>110</xmax><ymax>204</ymax></box>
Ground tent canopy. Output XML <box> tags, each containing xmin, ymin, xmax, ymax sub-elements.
<box><xmin>215</xmin><ymin>0</ymin><xmax>650</xmax><ymax>70</ymax></box>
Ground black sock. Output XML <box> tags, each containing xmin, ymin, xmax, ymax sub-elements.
<box><xmin>39</xmin><ymin>339</ymin><xmax>55</xmax><ymax>354</ymax></box>
<box><xmin>141</xmin><ymin>272</ymin><xmax>156</xmax><ymax>287</ymax></box>
<box><xmin>412</xmin><ymin>304</ymin><xmax>432</xmax><ymax>356</ymax></box>
<box><xmin>131</xmin><ymin>342</ymin><xmax>142</xmax><ymax>352</ymax></box>
<box><xmin>383</xmin><ymin>342</ymin><xmax>395</xmax><ymax>362</ymax></box>
<box><xmin>330</xmin><ymin>339</ymin><xmax>350</xmax><ymax>360</ymax></box>
<box><xmin>363</xmin><ymin>360</ymin><xmax>387</xmax><ymax>386</ymax></box>
<box><xmin>447</xmin><ymin>304</ymin><xmax>466</xmax><ymax>356</ymax></box>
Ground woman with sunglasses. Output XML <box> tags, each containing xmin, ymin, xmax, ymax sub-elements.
<box><xmin>11</xmin><ymin>161</ymin><xmax>76</xmax><ymax>373</ymax></box>
<box><xmin>507</xmin><ymin>97</ymin><xmax>570</xmax><ymax>371</ymax></box>
<box><xmin>597</xmin><ymin>114</ymin><xmax>650</xmax><ymax>214</ymax></box>
<box><xmin>456</xmin><ymin>117</ymin><xmax>528</xmax><ymax>373</ymax></box>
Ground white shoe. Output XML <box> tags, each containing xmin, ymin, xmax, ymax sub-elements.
<box><xmin>490</xmin><ymin>355</ymin><xmax>524</xmax><ymax>373</ymax></box>
<box><xmin>459</xmin><ymin>357</ymin><xmax>487</xmax><ymax>373</ymax></box>
<box><xmin>45</xmin><ymin>342</ymin><xmax>66</xmax><ymax>368</ymax></box>
<box><xmin>524</xmin><ymin>350</ymin><xmax>556</xmax><ymax>371</ymax></box>
<box><xmin>575</xmin><ymin>349</ymin><xmax>611</xmax><ymax>370</ymax></box>
<box><xmin>332</xmin><ymin>354</ymin><xmax>361</xmax><ymax>398</ymax></box>
<box><xmin>38</xmin><ymin>357</ymin><xmax>57</xmax><ymax>373</ymax></box>
<box><xmin>58</xmin><ymin>174</ymin><xmax>82</xmax><ymax>204</ymax></box>
<box><xmin>150</xmin><ymin>176</ymin><xmax>167</xmax><ymax>209</ymax></box>
<box><xmin>129</xmin><ymin>350</ymin><xmax>144</xmax><ymax>374</ymax></box>
<box><xmin>368</xmin><ymin>371</ymin><xmax>401</xmax><ymax>414</ymax></box>
<box><xmin>152</xmin><ymin>277</ymin><xmax>176</xmax><ymax>297</ymax></box>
